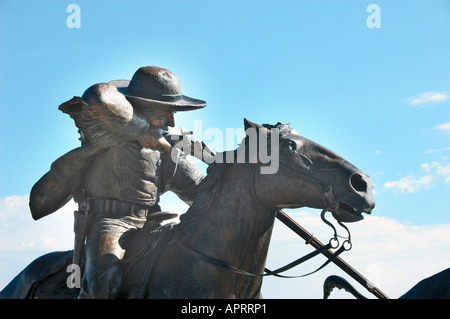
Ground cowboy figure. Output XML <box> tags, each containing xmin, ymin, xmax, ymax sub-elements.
<box><xmin>29</xmin><ymin>66</ymin><xmax>206</xmax><ymax>298</ymax></box>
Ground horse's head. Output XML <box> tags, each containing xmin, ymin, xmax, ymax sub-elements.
<box><xmin>242</xmin><ymin>119</ymin><xmax>375</xmax><ymax>223</ymax></box>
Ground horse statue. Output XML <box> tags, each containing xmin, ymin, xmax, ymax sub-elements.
<box><xmin>0</xmin><ymin>119</ymin><xmax>375</xmax><ymax>299</ymax></box>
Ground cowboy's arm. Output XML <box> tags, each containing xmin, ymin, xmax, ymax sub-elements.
<box><xmin>29</xmin><ymin>144</ymin><xmax>104</xmax><ymax>220</ymax></box>
<box><xmin>160</xmin><ymin>151</ymin><xmax>204</xmax><ymax>205</ymax></box>
<box><xmin>59</xmin><ymin>83</ymin><xmax>171</xmax><ymax>152</ymax></box>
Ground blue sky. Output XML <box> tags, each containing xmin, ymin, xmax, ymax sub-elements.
<box><xmin>1</xmin><ymin>0</ymin><xmax>449</xmax><ymax>298</ymax></box>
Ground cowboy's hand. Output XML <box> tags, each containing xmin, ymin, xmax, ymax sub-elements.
<box><xmin>137</xmin><ymin>127</ymin><xmax>172</xmax><ymax>153</ymax></box>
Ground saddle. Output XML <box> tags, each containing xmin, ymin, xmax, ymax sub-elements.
<box><xmin>113</xmin><ymin>212</ymin><xmax>179</xmax><ymax>298</ymax></box>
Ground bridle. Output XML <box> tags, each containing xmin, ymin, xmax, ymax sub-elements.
<box><xmin>169</xmin><ymin>129</ymin><xmax>391</xmax><ymax>298</ymax></box>
<box><xmin>173</xmin><ymin>133</ymin><xmax>354</xmax><ymax>279</ymax></box>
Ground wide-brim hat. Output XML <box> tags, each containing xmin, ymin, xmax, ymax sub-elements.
<box><xmin>109</xmin><ymin>66</ymin><xmax>207</xmax><ymax>112</ymax></box>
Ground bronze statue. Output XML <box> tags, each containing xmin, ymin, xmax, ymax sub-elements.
<box><xmin>27</xmin><ymin>66</ymin><xmax>207</xmax><ymax>298</ymax></box>
<box><xmin>1</xmin><ymin>66</ymin><xmax>448</xmax><ymax>299</ymax></box>
<box><xmin>0</xmin><ymin>119</ymin><xmax>377</xmax><ymax>298</ymax></box>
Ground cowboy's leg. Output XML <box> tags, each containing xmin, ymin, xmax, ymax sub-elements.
<box><xmin>79</xmin><ymin>217</ymin><xmax>144</xmax><ymax>298</ymax></box>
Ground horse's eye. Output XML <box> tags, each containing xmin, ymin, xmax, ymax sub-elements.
<box><xmin>281</xmin><ymin>141</ymin><xmax>296</xmax><ymax>154</ymax></box>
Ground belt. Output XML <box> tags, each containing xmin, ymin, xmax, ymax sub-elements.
<box><xmin>89</xmin><ymin>198</ymin><xmax>160</xmax><ymax>218</ymax></box>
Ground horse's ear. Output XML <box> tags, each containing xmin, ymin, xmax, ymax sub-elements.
<box><xmin>244</xmin><ymin>118</ymin><xmax>253</xmax><ymax>131</ymax></box>
<box><xmin>244</xmin><ymin>118</ymin><xmax>265</xmax><ymax>131</ymax></box>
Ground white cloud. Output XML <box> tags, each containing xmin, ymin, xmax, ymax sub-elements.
<box><xmin>435</xmin><ymin>122</ymin><xmax>450</xmax><ymax>135</ymax></box>
<box><xmin>0</xmin><ymin>195</ymin><xmax>75</xmax><ymax>253</ymax></box>
<box><xmin>421</xmin><ymin>161</ymin><xmax>450</xmax><ymax>183</ymax></box>
<box><xmin>422</xmin><ymin>147</ymin><xmax>450</xmax><ymax>155</ymax></box>
<box><xmin>0</xmin><ymin>195</ymin><xmax>76</xmax><ymax>291</ymax></box>
<box><xmin>383</xmin><ymin>161</ymin><xmax>450</xmax><ymax>194</ymax></box>
<box><xmin>383</xmin><ymin>175</ymin><xmax>433</xmax><ymax>194</ymax></box>
<box><xmin>408</xmin><ymin>91</ymin><xmax>449</xmax><ymax>106</ymax></box>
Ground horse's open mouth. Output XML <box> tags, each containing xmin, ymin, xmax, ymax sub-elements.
<box><xmin>334</xmin><ymin>202</ymin><xmax>364</xmax><ymax>222</ymax></box>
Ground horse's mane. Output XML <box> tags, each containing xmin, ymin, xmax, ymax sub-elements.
<box><xmin>175</xmin><ymin>163</ymin><xmax>226</xmax><ymax>241</ymax></box>
<box><xmin>175</xmin><ymin>122</ymin><xmax>292</xmax><ymax>241</ymax></box>
<box><xmin>261</xmin><ymin>122</ymin><xmax>292</xmax><ymax>136</ymax></box>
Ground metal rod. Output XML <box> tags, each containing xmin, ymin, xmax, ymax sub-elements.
<box><xmin>276</xmin><ymin>210</ymin><xmax>390</xmax><ymax>299</ymax></box>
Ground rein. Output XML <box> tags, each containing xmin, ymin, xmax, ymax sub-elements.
<box><xmin>175</xmin><ymin>203</ymin><xmax>353</xmax><ymax>279</ymax></box>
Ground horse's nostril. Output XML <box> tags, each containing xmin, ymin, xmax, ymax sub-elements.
<box><xmin>350</xmin><ymin>173</ymin><xmax>367</xmax><ymax>193</ymax></box>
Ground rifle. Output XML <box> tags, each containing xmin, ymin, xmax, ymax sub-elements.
<box><xmin>72</xmin><ymin>189</ymin><xmax>92</xmax><ymax>271</ymax></box>
<box><xmin>165</xmin><ymin>129</ymin><xmax>215</xmax><ymax>163</ymax></box>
